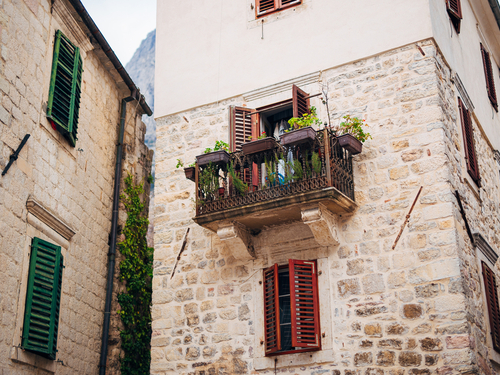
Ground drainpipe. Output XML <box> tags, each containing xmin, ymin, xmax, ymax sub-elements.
<box><xmin>99</xmin><ymin>94</ymin><xmax>136</xmax><ymax>375</ymax></box>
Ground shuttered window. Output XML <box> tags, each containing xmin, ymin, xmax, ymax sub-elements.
<box><xmin>22</xmin><ymin>238</ymin><xmax>63</xmax><ymax>360</ymax></box>
<box><xmin>47</xmin><ymin>30</ymin><xmax>83</xmax><ymax>147</ymax></box>
<box><xmin>481</xmin><ymin>43</ymin><xmax>498</xmax><ymax>112</ymax></box>
<box><xmin>256</xmin><ymin>0</ymin><xmax>301</xmax><ymax>17</ymax></box>
<box><xmin>458</xmin><ymin>97</ymin><xmax>480</xmax><ymax>186</ymax></box>
<box><xmin>230</xmin><ymin>106</ymin><xmax>254</xmax><ymax>152</ymax></box>
<box><xmin>263</xmin><ymin>259</ymin><xmax>320</xmax><ymax>356</ymax></box>
<box><xmin>292</xmin><ymin>84</ymin><xmax>310</xmax><ymax>118</ymax></box>
<box><xmin>482</xmin><ymin>262</ymin><xmax>500</xmax><ymax>353</ymax></box>
<box><xmin>446</xmin><ymin>0</ymin><xmax>462</xmax><ymax>33</ymax></box>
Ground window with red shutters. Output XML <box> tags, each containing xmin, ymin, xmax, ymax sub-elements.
<box><xmin>482</xmin><ymin>262</ymin><xmax>500</xmax><ymax>353</ymax></box>
<box><xmin>256</xmin><ymin>0</ymin><xmax>301</xmax><ymax>18</ymax></box>
<box><xmin>446</xmin><ymin>0</ymin><xmax>462</xmax><ymax>33</ymax></box>
<box><xmin>230</xmin><ymin>106</ymin><xmax>255</xmax><ymax>152</ymax></box>
<box><xmin>293</xmin><ymin>85</ymin><xmax>310</xmax><ymax>119</ymax></box>
<box><xmin>481</xmin><ymin>43</ymin><xmax>498</xmax><ymax>112</ymax></box>
<box><xmin>458</xmin><ymin>97</ymin><xmax>480</xmax><ymax>186</ymax></box>
<box><xmin>263</xmin><ymin>259</ymin><xmax>321</xmax><ymax>356</ymax></box>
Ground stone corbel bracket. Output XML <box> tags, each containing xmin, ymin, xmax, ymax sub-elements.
<box><xmin>217</xmin><ymin>222</ymin><xmax>255</xmax><ymax>260</ymax></box>
<box><xmin>301</xmin><ymin>204</ymin><xmax>339</xmax><ymax>247</ymax></box>
<box><xmin>26</xmin><ymin>197</ymin><xmax>76</xmax><ymax>240</ymax></box>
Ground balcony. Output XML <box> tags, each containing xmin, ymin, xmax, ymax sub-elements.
<box><xmin>192</xmin><ymin>129</ymin><xmax>356</xmax><ymax>254</ymax></box>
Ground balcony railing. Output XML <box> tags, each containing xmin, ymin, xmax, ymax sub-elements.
<box><xmin>194</xmin><ymin>129</ymin><xmax>354</xmax><ymax>221</ymax></box>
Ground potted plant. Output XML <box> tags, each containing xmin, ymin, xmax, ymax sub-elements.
<box><xmin>176</xmin><ymin>159</ymin><xmax>196</xmax><ymax>182</ymax></box>
<box><xmin>280</xmin><ymin>106</ymin><xmax>321</xmax><ymax>147</ymax></box>
<box><xmin>198</xmin><ymin>162</ymin><xmax>219</xmax><ymax>201</ymax></box>
<box><xmin>241</xmin><ymin>131</ymin><xmax>278</xmax><ymax>155</ymax></box>
<box><xmin>337</xmin><ymin>115</ymin><xmax>371</xmax><ymax>155</ymax></box>
<box><xmin>196</xmin><ymin>140</ymin><xmax>230</xmax><ymax>167</ymax></box>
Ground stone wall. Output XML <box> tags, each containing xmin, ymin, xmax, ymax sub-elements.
<box><xmin>0</xmin><ymin>0</ymin><xmax>152</xmax><ymax>373</ymax></box>
<box><xmin>152</xmin><ymin>39</ymin><xmax>500</xmax><ymax>375</ymax></box>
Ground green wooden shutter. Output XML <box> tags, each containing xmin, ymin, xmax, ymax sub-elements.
<box><xmin>47</xmin><ymin>30</ymin><xmax>83</xmax><ymax>147</ymax></box>
<box><xmin>22</xmin><ymin>237</ymin><xmax>63</xmax><ymax>360</ymax></box>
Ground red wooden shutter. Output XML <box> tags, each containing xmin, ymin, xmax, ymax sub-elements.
<box><xmin>257</xmin><ymin>0</ymin><xmax>276</xmax><ymax>16</ymax></box>
<box><xmin>292</xmin><ymin>84</ymin><xmax>310</xmax><ymax>119</ymax></box>
<box><xmin>481</xmin><ymin>44</ymin><xmax>498</xmax><ymax>111</ymax></box>
<box><xmin>263</xmin><ymin>264</ymin><xmax>281</xmax><ymax>354</ymax></box>
<box><xmin>289</xmin><ymin>259</ymin><xmax>320</xmax><ymax>349</ymax></box>
<box><xmin>446</xmin><ymin>0</ymin><xmax>462</xmax><ymax>33</ymax></box>
<box><xmin>458</xmin><ymin>97</ymin><xmax>480</xmax><ymax>186</ymax></box>
<box><xmin>230</xmin><ymin>106</ymin><xmax>254</xmax><ymax>152</ymax></box>
<box><xmin>482</xmin><ymin>262</ymin><xmax>500</xmax><ymax>353</ymax></box>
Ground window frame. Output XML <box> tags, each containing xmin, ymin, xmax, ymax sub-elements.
<box><xmin>446</xmin><ymin>0</ymin><xmax>462</xmax><ymax>33</ymax></box>
<box><xmin>255</xmin><ymin>0</ymin><xmax>302</xmax><ymax>18</ymax></box>
<box><xmin>458</xmin><ymin>97</ymin><xmax>480</xmax><ymax>187</ymax></box>
<box><xmin>480</xmin><ymin>43</ymin><xmax>498</xmax><ymax>112</ymax></box>
<box><xmin>263</xmin><ymin>259</ymin><xmax>321</xmax><ymax>357</ymax></box>
<box><xmin>47</xmin><ymin>30</ymin><xmax>83</xmax><ymax>147</ymax></box>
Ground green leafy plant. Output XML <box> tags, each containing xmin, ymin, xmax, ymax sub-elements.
<box><xmin>287</xmin><ymin>106</ymin><xmax>322</xmax><ymax>131</ymax></box>
<box><xmin>312</xmin><ymin>152</ymin><xmax>322</xmax><ymax>174</ymax></box>
<box><xmin>247</xmin><ymin>131</ymin><xmax>267</xmax><ymax>141</ymax></box>
<box><xmin>204</xmin><ymin>140</ymin><xmax>229</xmax><ymax>154</ymax></box>
<box><xmin>199</xmin><ymin>162</ymin><xmax>219</xmax><ymax>198</ymax></box>
<box><xmin>147</xmin><ymin>174</ymin><xmax>154</xmax><ymax>184</ymax></box>
<box><xmin>338</xmin><ymin>115</ymin><xmax>372</xmax><ymax>143</ymax></box>
<box><xmin>264</xmin><ymin>155</ymin><xmax>279</xmax><ymax>187</ymax></box>
<box><xmin>176</xmin><ymin>159</ymin><xmax>184</xmax><ymax>168</ymax></box>
<box><xmin>117</xmin><ymin>175</ymin><xmax>153</xmax><ymax>375</ymax></box>
<box><xmin>228</xmin><ymin>162</ymin><xmax>248</xmax><ymax>196</ymax></box>
<box><xmin>291</xmin><ymin>159</ymin><xmax>304</xmax><ymax>180</ymax></box>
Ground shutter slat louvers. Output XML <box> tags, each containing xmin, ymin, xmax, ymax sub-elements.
<box><xmin>458</xmin><ymin>98</ymin><xmax>480</xmax><ymax>186</ymax></box>
<box><xmin>289</xmin><ymin>260</ymin><xmax>321</xmax><ymax>349</ymax></box>
<box><xmin>446</xmin><ymin>0</ymin><xmax>462</xmax><ymax>33</ymax></box>
<box><xmin>292</xmin><ymin>85</ymin><xmax>310</xmax><ymax>119</ymax></box>
<box><xmin>22</xmin><ymin>238</ymin><xmax>63</xmax><ymax>359</ymax></box>
<box><xmin>231</xmin><ymin>107</ymin><xmax>253</xmax><ymax>152</ymax></box>
<box><xmin>257</xmin><ymin>0</ymin><xmax>276</xmax><ymax>15</ymax></box>
<box><xmin>482</xmin><ymin>262</ymin><xmax>500</xmax><ymax>353</ymax></box>
<box><xmin>263</xmin><ymin>264</ymin><xmax>281</xmax><ymax>354</ymax></box>
<box><xmin>481</xmin><ymin>44</ymin><xmax>498</xmax><ymax>111</ymax></box>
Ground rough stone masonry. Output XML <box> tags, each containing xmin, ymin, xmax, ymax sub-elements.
<box><xmin>152</xmin><ymin>39</ymin><xmax>500</xmax><ymax>375</ymax></box>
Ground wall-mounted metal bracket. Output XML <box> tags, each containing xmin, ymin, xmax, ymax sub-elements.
<box><xmin>2</xmin><ymin>134</ymin><xmax>30</xmax><ymax>176</ymax></box>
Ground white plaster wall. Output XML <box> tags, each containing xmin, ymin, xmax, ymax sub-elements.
<box><xmin>430</xmin><ymin>0</ymin><xmax>500</xmax><ymax>150</ymax></box>
<box><xmin>155</xmin><ymin>0</ymin><xmax>432</xmax><ymax>118</ymax></box>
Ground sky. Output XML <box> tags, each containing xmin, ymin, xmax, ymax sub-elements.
<box><xmin>82</xmin><ymin>0</ymin><xmax>156</xmax><ymax>65</ymax></box>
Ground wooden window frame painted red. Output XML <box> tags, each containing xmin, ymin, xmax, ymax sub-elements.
<box><xmin>482</xmin><ymin>262</ymin><xmax>500</xmax><ymax>353</ymax></box>
<box><xmin>446</xmin><ymin>0</ymin><xmax>462</xmax><ymax>33</ymax></box>
<box><xmin>255</xmin><ymin>0</ymin><xmax>302</xmax><ymax>19</ymax></box>
<box><xmin>263</xmin><ymin>261</ymin><xmax>321</xmax><ymax>357</ymax></box>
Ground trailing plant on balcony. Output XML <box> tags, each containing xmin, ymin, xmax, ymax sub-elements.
<box><xmin>287</xmin><ymin>106</ymin><xmax>322</xmax><ymax>131</ymax></box>
<box><xmin>204</xmin><ymin>140</ymin><xmax>229</xmax><ymax>154</ymax></box>
<box><xmin>199</xmin><ymin>162</ymin><xmax>219</xmax><ymax>199</ymax></box>
<box><xmin>312</xmin><ymin>151</ymin><xmax>322</xmax><ymax>174</ymax></box>
<box><xmin>338</xmin><ymin>115</ymin><xmax>372</xmax><ymax>143</ymax></box>
<box><xmin>247</xmin><ymin>131</ymin><xmax>267</xmax><ymax>141</ymax></box>
<box><xmin>228</xmin><ymin>162</ymin><xmax>248</xmax><ymax>196</ymax></box>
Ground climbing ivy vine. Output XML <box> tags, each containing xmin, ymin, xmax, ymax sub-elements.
<box><xmin>117</xmin><ymin>174</ymin><xmax>153</xmax><ymax>375</ymax></box>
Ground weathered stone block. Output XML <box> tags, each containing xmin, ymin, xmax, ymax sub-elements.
<box><xmin>362</xmin><ymin>273</ymin><xmax>385</xmax><ymax>294</ymax></box>
<box><xmin>398</xmin><ymin>351</ymin><xmax>422</xmax><ymax>366</ymax></box>
<box><xmin>386</xmin><ymin>322</ymin><xmax>409</xmax><ymax>335</ymax></box>
<box><xmin>420</xmin><ymin>337</ymin><xmax>443</xmax><ymax>351</ymax></box>
<box><xmin>414</xmin><ymin>283</ymin><xmax>439</xmax><ymax>298</ymax></box>
<box><xmin>338</xmin><ymin>278</ymin><xmax>361</xmax><ymax>298</ymax></box>
<box><xmin>408</xmin><ymin>258</ymin><xmax>460</xmax><ymax>284</ymax></box>
<box><xmin>376</xmin><ymin>350</ymin><xmax>396</xmax><ymax>366</ymax></box>
<box><xmin>445</xmin><ymin>335</ymin><xmax>469</xmax><ymax>349</ymax></box>
<box><xmin>347</xmin><ymin>259</ymin><xmax>365</xmax><ymax>275</ymax></box>
<box><xmin>364</xmin><ymin>323</ymin><xmax>382</xmax><ymax>337</ymax></box>
<box><xmin>402</xmin><ymin>304</ymin><xmax>423</xmax><ymax>320</ymax></box>
<box><xmin>354</xmin><ymin>352</ymin><xmax>373</xmax><ymax>366</ymax></box>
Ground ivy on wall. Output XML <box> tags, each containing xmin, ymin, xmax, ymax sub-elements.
<box><xmin>117</xmin><ymin>175</ymin><xmax>153</xmax><ymax>375</ymax></box>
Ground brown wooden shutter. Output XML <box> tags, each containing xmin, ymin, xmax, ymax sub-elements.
<box><xmin>281</xmin><ymin>0</ymin><xmax>301</xmax><ymax>6</ymax></box>
<box><xmin>230</xmin><ymin>106</ymin><xmax>254</xmax><ymax>152</ymax></box>
<box><xmin>289</xmin><ymin>259</ymin><xmax>321</xmax><ymax>349</ymax></box>
<box><xmin>446</xmin><ymin>0</ymin><xmax>462</xmax><ymax>33</ymax></box>
<box><xmin>458</xmin><ymin>97</ymin><xmax>480</xmax><ymax>186</ymax></box>
<box><xmin>481</xmin><ymin>44</ymin><xmax>498</xmax><ymax>111</ymax></box>
<box><xmin>257</xmin><ymin>0</ymin><xmax>276</xmax><ymax>16</ymax></box>
<box><xmin>264</xmin><ymin>264</ymin><xmax>280</xmax><ymax>354</ymax></box>
<box><xmin>482</xmin><ymin>262</ymin><xmax>500</xmax><ymax>353</ymax></box>
<box><xmin>292</xmin><ymin>84</ymin><xmax>310</xmax><ymax>119</ymax></box>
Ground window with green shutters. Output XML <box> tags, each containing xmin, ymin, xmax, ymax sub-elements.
<box><xmin>47</xmin><ymin>30</ymin><xmax>83</xmax><ymax>147</ymax></box>
<box><xmin>22</xmin><ymin>237</ymin><xmax>63</xmax><ymax>360</ymax></box>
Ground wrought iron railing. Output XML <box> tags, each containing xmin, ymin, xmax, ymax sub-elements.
<box><xmin>195</xmin><ymin>129</ymin><xmax>354</xmax><ymax>217</ymax></box>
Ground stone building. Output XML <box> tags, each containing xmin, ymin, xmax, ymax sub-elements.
<box><xmin>0</xmin><ymin>0</ymin><xmax>152</xmax><ymax>373</ymax></box>
<box><xmin>152</xmin><ymin>1</ymin><xmax>500</xmax><ymax>374</ymax></box>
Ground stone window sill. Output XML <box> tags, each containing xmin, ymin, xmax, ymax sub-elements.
<box><xmin>253</xmin><ymin>349</ymin><xmax>333</xmax><ymax>371</ymax></box>
<box><xmin>10</xmin><ymin>346</ymin><xmax>56</xmax><ymax>373</ymax></box>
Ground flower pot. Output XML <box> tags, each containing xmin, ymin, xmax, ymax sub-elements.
<box><xmin>184</xmin><ymin>167</ymin><xmax>195</xmax><ymax>182</ymax></box>
<box><xmin>338</xmin><ymin>134</ymin><xmax>363</xmax><ymax>155</ymax></box>
<box><xmin>280</xmin><ymin>126</ymin><xmax>316</xmax><ymax>147</ymax></box>
<box><xmin>218</xmin><ymin>187</ymin><xmax>225</xmax><ymax>197</ymax></box>
<box><xmin>241</xmin><ymin>137</ymin><xmax>278</xmax><ymax>155</ymax></box>
<box><xmin>196</xmin><ymin>150</ymin><xmax>230</xmax><ymax>167</ymax></box>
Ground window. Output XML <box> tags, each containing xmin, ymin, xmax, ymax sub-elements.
<box><xmin>256</xmin><ymin>0</ymin><xmax>301</xmax><ymax>18</ymax></box>
<box><xmin>446</xmin><ymin>0</ymin><xmax>462</xmax><ymax>33</ymax></box>
<box><xmin>263</xmin><ymin>259</ymin><xmax>320</xmax><ymax>356</ymax></box>
<box><xmin>481</xmin><ymin>43</ymin><xmax>498</xmax><ymax>112</ymax></box>
<box><xmin>458</xmin><ymin>97</ymin><xmax>480</xmax><ymax>186</ymax></box>
<box><xmin>47</xmin><ymin>30</ymin><xmax>83</xmax><ymax>147</ymax></box>
<box><xmin>21</xmin><ymin>237</ymin><xmax>63</xmax><ymax>360</ymax></box>
<box><xmin>482</xmin><ymin>262</ymin><xmax>500</xmax><ymax>353</ymax></box>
